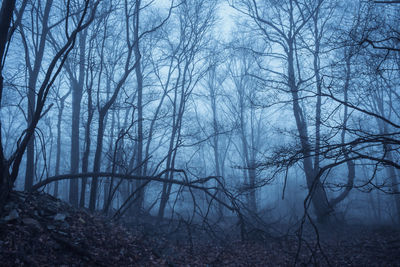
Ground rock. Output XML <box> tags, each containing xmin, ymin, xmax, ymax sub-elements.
<box><xmin>4</xmin><ymin>209</ymin><xmax>19</xmax><ymax>222</ymax></box>
<box><xmin>39</xmin><ymin>208</ymin><xmax>56</xmax><ymax>217</ymax></box>
<box><xmin>4</xmin><ymin>202</ymin><xmax>17</xmax><ymax>211</ymax></box>
<box><xmin>55</xmin><ymin>230</ymin><xmax>68</xmax><ymax>236</ymax></box>
<box><xmin>22</xmin><ymin>218</ymin><xmax>41</xmax><ymax>229</ymax></box>
<box><xmin>61</xmin><ymin>221</ymin><xmax>70</xmax><ymax>229</ymax></box>
<box><xmin>54</xmin><ymin>213</ymin><xmax>67</xmax><ymax>221</ymax></box>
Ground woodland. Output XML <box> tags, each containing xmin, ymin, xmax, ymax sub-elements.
<box><xmin>0</xmin><ymin>0</ymin><xmax>400</xmax><ymax>265</ymax></box>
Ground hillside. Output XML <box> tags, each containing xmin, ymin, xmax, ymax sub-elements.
<box><xmin>0</xmin><ymin>191</ymin><xmax>399</xmax><ymax>266</ymax></box>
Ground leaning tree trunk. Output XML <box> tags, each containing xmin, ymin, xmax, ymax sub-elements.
<box><xmin>157</xmin><ymin>56</ymin><xmax>191</xmax><ymax>221</ymax></box>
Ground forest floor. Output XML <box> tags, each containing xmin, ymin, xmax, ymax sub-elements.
<box><xmin>0</xmin><ymin>191</ymin><xmax>399</xmax><ymax>266</ymax></box>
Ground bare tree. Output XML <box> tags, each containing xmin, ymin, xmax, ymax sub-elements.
<box><xmin>226</xmin><ymin>46</ymin><xmax>264</xmax><ymax>212</ymax></box>
<box><xmin>18</xmin><ymin>0</ymin><xmax>54</xmax><ymax>191</ymax></box>
<box><xmin>204</xmin><ymin>48</ymin><xmax>230</xmax><ymax>216</ymax></box>
<box><xmin>0</xmin><ymin>0</ymin><xmax>98</xmax><ymax>211</ymax></box>
<box><xmin>156</xmin><ymin>0</ymin><xmax>217</xmax><ymax>221</ymax></box>
<box><xmin>230</xmin><ymin>0</ymin><xmax>337</xmax><ymax>221</ymax></box>
<box><xmin>68</xmin><ymin>28</ymin><xmax>88</xmax><ymax>207</ymax></box>
<box><xmin>54</xmin><ymin>78</ymin><xmax>71</xmax><ymax>198</ymax></box>
<box><xmin>88</xmin><ymin>0</ymin><xmax>176</xmax><ymax>211</ymax></box>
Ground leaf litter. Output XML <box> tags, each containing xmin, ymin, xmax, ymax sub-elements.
<box><xmin>0</xmin><ymin>191</ymin><xmax>399</xmax><ymax>266</ymax></box>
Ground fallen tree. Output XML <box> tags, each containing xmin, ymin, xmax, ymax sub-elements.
<box><xmin>31</xmin><ymin>169</ymin><xmax>261</xmax><ymax>241</ymax></box>
<box><xmin>31</xmin><ymin>169</ymin><xmax>235</xmax><ymax>213</ymax></box>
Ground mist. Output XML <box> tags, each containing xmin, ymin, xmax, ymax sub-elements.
<box><xmin>0</xmin><ymin>0</ymin><xmax>400</xmax><ymax>265</ymax></box>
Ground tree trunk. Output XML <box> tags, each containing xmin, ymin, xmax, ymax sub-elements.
<box><xmin>0</xmin><ymin>0</ymin><xmax>16</xmax><ymax>110</ymax></box>
<box><xmin>329</xmin><ymin>49</ymin><xmax>355</xmax><ymax>208</ymax></box>
<box><xmin>69</xmin><ymin>29</ymin><xmax>87</xmax><ymax>208</ymax></box>
<box><xmin>54</xmin><ymin>92</ymin><xmax>69</xmax><ymax>197</ymax></box>
<box><xmin>89</xmin><ymin>112</ymin><xmax>106</xmax><ymax>211</ymax></box>
<box><xmin>69</xmin><ymin>79</ymin><xmax>81</xmax><ymax>206</ymax></box>
<box><xmin>313</xmin><ymin>9</ymin><xmax>322</xmax><ymax>174</ymax></box>
<box><xmin>102</xmin><ymin>109</ymin><xmax>115</xmax><ymax>211</ymax></box>
<box><xmin>157</xmin><ymin>126</ymin><xmax>178</xmax><ymax>220</ymax></box>
<box><xmin>157</xmin><ymin>60</ymin><xmax>188</xmax><ymax>221</ymax></box>
<box><xmin>80</xmin><ymin>94</ymin><xmax>93</xmax><ymax>207</ymax></box>
<box><xmin>287</xmin><ymin>38</ymin><xmax>332</xmax><ymax>221</ymax></box>
<box><xmin>25</xmin><ymin>74</ymin><xmax>35</xmax><ymax>189</ymax></box>
<box><xmin>210</xmin><ymin>78</ymin><xmax>224</xmax><ymax>215</ymax></box>
<box><xmin>133</xmin><ymin>0</ymin><xmax>144</xmax><ymax>213</ymax></box>
<box><xmin>386</xmin><ymin>152</ymin><xmax>400</xmax><ymax>224</ymax></box>
<box><xmin>0</xmin><ymin>162</ymin><xmax>11</xmax><ymax>215</ymax></box>
<box><xmin>23</xmin><ymin>0</ymin><xmax>53</xmax><ymax>191</ymax></box>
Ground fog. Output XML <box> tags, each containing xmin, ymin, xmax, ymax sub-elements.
<box><xmin>1</xmin><ymin>0</ymin><xmax>399</xmax><ymax>253</ymax></box>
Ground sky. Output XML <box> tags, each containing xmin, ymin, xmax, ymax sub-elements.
<box><xmin>216</xmin><ymin>1</ymin><xmax>236</xmax><ymax>40</ymax></box>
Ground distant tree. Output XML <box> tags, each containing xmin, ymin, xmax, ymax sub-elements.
<box><xmin>230</xmin><ymin>0</ymin><xmax>336</xmax><ymax>221</ymax></box>
<box><xmin>54</xmin><ymin>78</ymin><xmax>71</xmax><ymax>198</ymax></box>
<box><xmin>88</xmin><ymin>0</ymin><xmax>176</xmax><ymax>212</ymax></box>
<box><xmin>156</xmin><ymin>0</ymin><xmax>218</xmax><ymax>221</ymax></box>
<box><xmin>325</xmin><ymin>0</ymin><xmax>400</xmax><ymax>223</ymax></box>
<box><xmin>88</xmin><ymin>1</ymin><xmax>136</xmax><ymax>211</ymax></box>
<box><xmin>226</xmin><ymin>45</ymin><xmax>265</xmax><ymax>213</ymax></box>
<box><xmin>204</xmin><ymin>48</ymin><xmax>230</xmax><ymax>216</ymax></box>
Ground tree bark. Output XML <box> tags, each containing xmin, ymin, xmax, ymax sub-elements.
<box><xmin>69</xmin><ymin>29</ymin><xmax>87</xmax><ymax>208</ymax></box>
<box><xmin>89</xmin><ymin>111</ymin><xmax>106</xmax><ymax>211</ymax></box>
<box><xmin>80</xmin><ymin>85</ymin><xmax>93</xmax><ymax>208</ymax></box>
<box><xmin>23</xmin><ymin>0</ymin><xmax>53</xmax><ymax>191</ymax></box>
<box><xmin>54</xmin><ymin>90</ymin><xmax>70</xmax><ymax>197</ymax></box>
<box><xmin>209</xmin><ymin>65</ymin><xmax>225</xmax><ymax>215</ymax></box>
<box><xmin>133</xmin><ymin>0</ymin><xmax>144</xmax><ymax>213</ymax></box>
<box><xmin>157</xmin><ymin>60</ymin><xmax>188</xmax><ymax>221</ymax></box>
<box><xmin>329</xmin><ymin>49</ymin><xmax>355</xmax><ymax>208</ymax></box>
<box><xmin>287</xmin><ymin>36</ymin><xmax>332</xmax><ymax>221</ymax></box>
